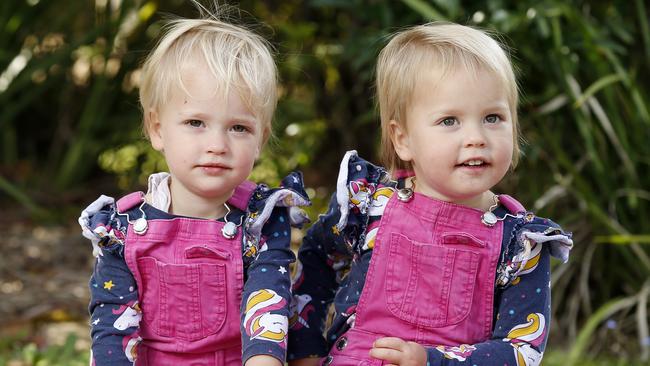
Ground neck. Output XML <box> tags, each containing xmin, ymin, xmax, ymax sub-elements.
<box><xmin>454</xmin><ymin>191</ymin><xmax>496</xmax><ymax>211</ymax></box>
<box><xmin>168</xmin><ymin>179</ymin><xmax>230</xmax><ymax>219</ymax></box>
<box><xmin>412</xmin><ymin>180</ymin><xmax>495</xmax><ymax>211</ymax></box>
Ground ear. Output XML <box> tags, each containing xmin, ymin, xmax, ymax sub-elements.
<box><xmin>389</xmin><ymin>120</ymin><xmax>413</xmax><ymax>162</ymax></box>
<box><xmin>147</xmin><ymin>110</ymin><xmax>164</xmax><ymax>151</ymax></box>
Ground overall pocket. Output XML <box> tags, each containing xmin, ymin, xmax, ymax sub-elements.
<box><xmin>137</xmin><ymin>251</ymin><xmax>227</xmax><ymax>341</ymax></box>
<box><xmin>385</xmin><ymin>232</ymin><xmax>479</xmax><ymax>328</ymax></box>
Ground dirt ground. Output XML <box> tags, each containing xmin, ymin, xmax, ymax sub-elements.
<box><xmin>1</xmin><ymin>219</ymin><xmax>93</xmax><ymax>349</ymax></box>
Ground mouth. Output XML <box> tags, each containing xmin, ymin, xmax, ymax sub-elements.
<box><xmin>456</xmin><ymin>159</ymin><xmax>490</xmax><ymax>168</ymax></box>
<box><xmin>197</xmin><ymin>163</ymin><xmax>230</xmax><ymax>174</ymax></box>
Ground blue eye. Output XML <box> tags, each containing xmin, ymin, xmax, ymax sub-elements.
<box><xmin>485</xmin><ymin>114</ymin><xmax>501</xmax><ymax>124</ymax></box>
<box><xmin>185</xmin><ymin>119</ymin><xmax>204</xmax><ymax>128</ymax></box>
<box><xmin>440</xmin><ymin>117</ymin><xmax>457</xmax><ymax>126</ymax></box>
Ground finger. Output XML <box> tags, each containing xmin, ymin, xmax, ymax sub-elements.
<box><xmin>369</xmin><ymin>347</ymin><xmax>402</xmax><ymax>363</ymax></box>
<box><xmin>373</xmin><ymin>337</ymin><xmax>406</xmax><ymax>350</ymax></box>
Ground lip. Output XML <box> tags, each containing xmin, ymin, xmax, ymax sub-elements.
<box><xmin>455</xmin><ymin>157</ymin><xmax>491</xmax><ymax>167</ymax></box>
<box><xmin>197</xmin><ymin>163</ymin><xmax>230</xmax><ymax>175</ymax></box>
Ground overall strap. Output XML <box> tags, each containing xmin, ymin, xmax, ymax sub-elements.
<box><xmin>116</xmin><ymin>183</ymin><xmax>256</xmax><ymax>215</ymax></box>
<box><xmin>392</xmin><ymin>169</ymin><xmax>415</xmax><ymax>180</ymax></box>
<box><xmin>116</xmin><ymin>192</ymin><xmax>145</xmax><ymax>214</ymax></box>
<box><xmin>498</xmin><ymin>194</ymin><xmax>526</xmax><ymax>214</ymax></box>
<box><xmin>227</xmin><ymin>180</ymin><xmax>257</xmax><ymax>211</ymax></box>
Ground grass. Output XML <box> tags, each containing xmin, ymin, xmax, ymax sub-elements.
<box><xmin>0</xmin><ymin>333</ymin><xmax>642</xmax><ymax>366</ymax></box>
<box><xmin>544</xmin><ymin>351</ymin><xmax>647</xmax><ymax>366</ymax></box>
<box><xmin>0</xmin><ymin>333</ymin><xmax>89</xmax><ymax>366</ymax></box>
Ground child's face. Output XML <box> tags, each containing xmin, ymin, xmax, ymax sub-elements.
<box><xmin>391</xmin><ymin>67</ymin><xmax>514</xmax><ymax>209</ymax></box>
<box><xmin>148</xmin><ymin>61</ymin><xmax>261</xmax><ymax>207</ymax></box>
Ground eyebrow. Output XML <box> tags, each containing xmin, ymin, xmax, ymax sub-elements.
<box><xmin>180</xmin><ymin>112</ymin><xmax>211</xmax><ymax>120</ymax></box>
<box><xmin>486</xmin><ymin>102</ymin><xmax>510</xmax><ymax>111</ymax></box>
<box><xmin>425</xmin><ymin>103</ymin><xmax>510</xmax><ymax>118</ymax></box>
<box><xmin>179</xmin><ymin>111</ymin><xmax>257</xmax><ymax>122</ymax></box>
<box><xmin>230</xmin><ymin>114</ymin><xmax>258</xmax><ymax>122</ymax></box>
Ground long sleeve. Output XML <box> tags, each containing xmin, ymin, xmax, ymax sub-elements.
<box><xmin>89</xmin><ymin>245</ymin><xmax>141</xmax><ymax>365</ymax></box>
<box><xmin>241</xmin><ymin>172</ymin><xmax>311</xmax><ymax>364</ymax></box>
<box><xmin>426</xmin><ymin>242</ymin><xmax>551</xmax><ymax>365</ymax></box>
<box><xmin>241</xmin><ymin>207</ymin><xmax>296</xmax><ymax>363</ymax></box>
<box><xmin>288</xmin><ymin>193</ymin><xmax>351</xmax><ymax>360</ymax></box>
<box><xmin>81</xmin><ymin>200</ymin><xmax>141</xmax><ymax>366</ymax></box>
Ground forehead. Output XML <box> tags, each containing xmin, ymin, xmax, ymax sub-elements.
<box><xmin>412</xmin><ymin>65</ymin><xmax>508</xmax><ymax>103</ymax></box>
<box><xmin>172</xmin><ymin>60</ymin><xmax>220</xmax><ymax>100</ymax></box>
<box><xmin>162</xmin><ymin>59</ymin><xmax>256</xmax><ymax>113</ymax></box>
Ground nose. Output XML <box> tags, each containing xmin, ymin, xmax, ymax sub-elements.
<box><xmin>205</xmin><ymin>130</ymin><xmax>228</xmax><ymax>154</ymax></box>
<box><xmin>463</xmin><ymin>123</ymin><xmax>487</xmax><ymax>148</ymax></box>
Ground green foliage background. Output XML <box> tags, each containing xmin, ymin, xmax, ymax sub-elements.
<box><xmin>1</xmin><ymin>0</ymin><xmax>649</xmax><ymax>364</ymax></box>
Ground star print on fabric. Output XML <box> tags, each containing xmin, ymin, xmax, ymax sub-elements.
<box><xmin>279</xmin><ymin>266</ymin><xmax>287</xmax><ymax>274</ymax></box>
<box><xmin>331</xmin><ymin>225</ymin><xmax>341</xmax><ymax>235</ymax></box>
<box><xmin>103</xmin><ymin>280</ymin><xmax>115</xmax><ymax>290</ymax></box>
<box><xmin>92</xmin><ymin>318</ymin><xmax>100</xmax><ymax>325</ymax></box>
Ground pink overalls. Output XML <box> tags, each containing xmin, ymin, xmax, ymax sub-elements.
<box><xmin>324</xmin><ymin>191</ymin><xmax>523</xmax><ymax>365</ymax></box>
<box><xmin>115</xmin><ymin>182</ymin><xmax>255</xmax><ymax>365</ymax></box>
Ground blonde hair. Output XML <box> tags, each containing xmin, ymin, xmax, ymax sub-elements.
<box><xmin>139</xmin><ymin>10</ymin><xmax>277</xmax><ymax>145</ymax></box>
<box><xmin>377</xmin><ymin>22</ymin><xmax>520</xmax><ymax>173</ymax></box>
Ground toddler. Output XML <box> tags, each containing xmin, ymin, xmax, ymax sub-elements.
<box><xmin>79</xmin><ymin>7</ymin><xmax>309</xmax><ymax>366</ymax></box>
<box><xmin>288</xmin><ymin>22</ymin><xmax>573</xmax><ymax>366</ymax></box>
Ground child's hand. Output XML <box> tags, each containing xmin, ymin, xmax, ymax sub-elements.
<box><xmin>245</xmin><ymin>355</ymin><xmax>282</xmax><ymax>366</ymax></box>
<box><xmin>369</xmin><ymin>337</ymin><xmax>427</xmax><ymax>366</ymax></box>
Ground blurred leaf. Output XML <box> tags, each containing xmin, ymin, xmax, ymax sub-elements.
<box><xmin>401</xmin><ymin>0</ymin><xmax>446</xmax><ymax>20</ymax></box>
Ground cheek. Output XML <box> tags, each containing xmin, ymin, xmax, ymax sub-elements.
<box><xmin>496</xmin><ymin>141</ymin><xmax>515</xmax><ymax>169</ymax></box>
<box><xmin>167</xmin><ymin>138</ymin><xmax>195</xmax><ymax>157</ymax></box>
<box><xmin>244</xmin><ymin>152</ymin><xmax>256</xmax><ymax>167</ymax></box>
<box><xmin>253</xmin><ymin>143</ymin><xmax>261</xmax><ymax>160</ymax></box>
<box><xmin>235</xmin><ymin>142</ymin><xmax>259</xmax><ymax>167</ymax></box>
<box><xmin>503</xmin><ymin>137</ymin><xmax>515</xmax><ymax>157</ymax></box>
<box><xmin>415</xmin><ymin>137</ymin><xmax>444</xmax><ymax>158</ymax></box>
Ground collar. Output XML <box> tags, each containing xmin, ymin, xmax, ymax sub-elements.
<box><xmin>147</xmin><ymin>172</ymin><xmax>172</xmax><ymax>213</ymax></box>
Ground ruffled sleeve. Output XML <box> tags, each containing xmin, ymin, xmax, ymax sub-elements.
<box><xmin>333</xmin><ymin>150</ymin><xmax>392</xmax><ymax>233</ymax></box>
<box><xmin>78</xmin><ymin>196</ymin><xmax>141</xmax><ymax>366</ymax></box>
<box><xmin>241</xmin><ymin>171</ymin><xmax>311</xmax><ymax>258</ymax></box>
<box><xmin>78</xmin><ymin>195</ymin><xmax>131</xmax><ymax>258</ymax></box>
<box><xmin>306</xmin><ymin>150</ymin><xmax>394</xmax><ymax>258</ymax></box>
<box><xmin>517</xmin><ymin>218</ymin><xmax>573</xmax><ymax>263</ymax></box>
<box><xmin>497</xmin><ymin>216</ymin><xmax>573</xmax><ymax>289</ymax></box>
<box><xmin>240</xmin><ymin>172</ymin><xmax>311</xmax><ymax>364</ymax></box>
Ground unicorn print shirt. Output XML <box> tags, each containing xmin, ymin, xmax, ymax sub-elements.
<box><xmin>288</xmin><ymin>152</ymin><xmax>573</xmax><ymax>365</ymax></box>
<box><xmin>80</xmin><ymin>172</ymin><xmax>310</xmax><ymax>365</ymax></box>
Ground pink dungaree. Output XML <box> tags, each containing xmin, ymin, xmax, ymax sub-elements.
<box><xmin>324</xmin><ymin>192</ymin><xmax>523</xmax><ymax>365</ymax></box>
<box><xmin>115</xmin><ymin>182</ymin><xmax>256</xmax><ymax>365</ymax></box>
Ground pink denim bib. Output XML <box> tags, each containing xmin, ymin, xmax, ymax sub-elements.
<box><xmin>116</xmin><ymin>182</ymin><xmax>255</xmax><ymax>365</ymax></box>
<box><xmin>324</xmin><ymin>192</ymin><xmax>517</xmax><ymax>365</ymax></box>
